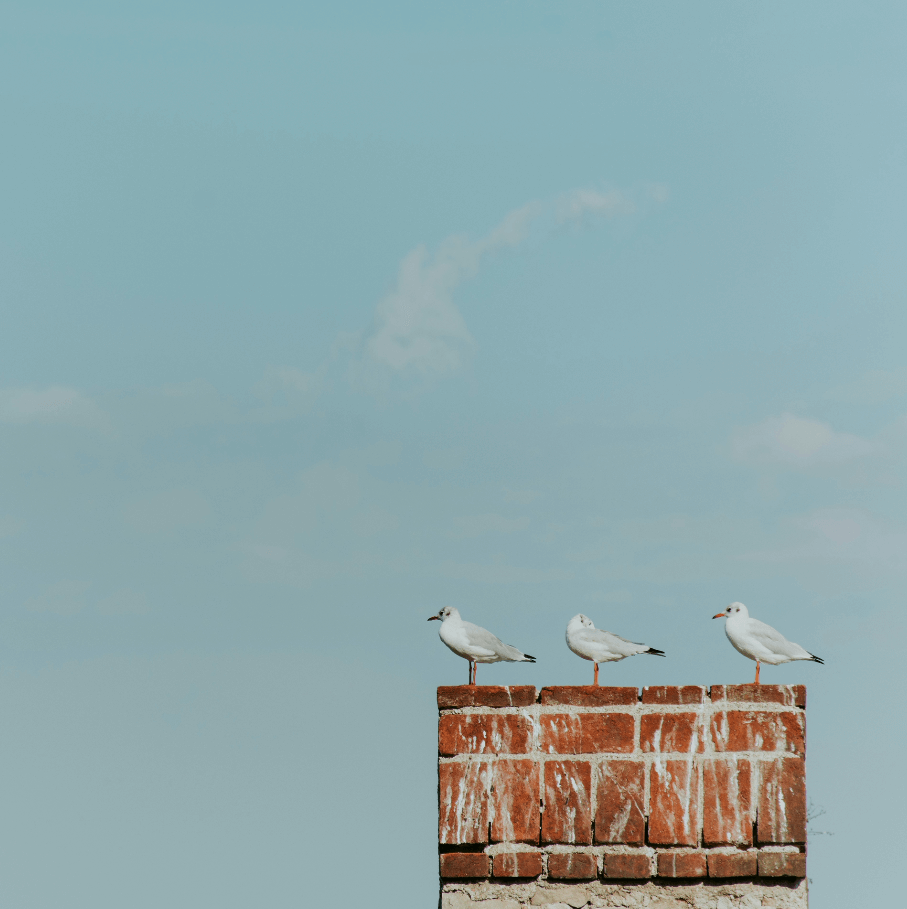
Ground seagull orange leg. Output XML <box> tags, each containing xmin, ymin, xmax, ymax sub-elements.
<box><xmin>754</xmin><ymin>661</ymin><xmax>760</xmax><ymax>686</ymax></box>
<box><xmin>594</xmin><ymin>662</ymin><xmax>599</xmax><ymax>686</ymax></box>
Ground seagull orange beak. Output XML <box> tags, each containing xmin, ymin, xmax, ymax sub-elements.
<box><xmin>427</xmin><ymin>615</ymin><xmax>440</xmax><ymax>621</ymax></box>
<box><xmin>712</xmin><ymin>612</ymin><xmax>726</xmax><ymax>619</ymax></box>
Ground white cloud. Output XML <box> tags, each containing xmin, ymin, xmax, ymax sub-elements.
<box><xmin>0</xmin><ymin>386</ymin><xmax>108</xmax><ymax>428</ymax></box>
<box><xmin>362</xmin><ymin>185</ymin><xmax>647</xmax><ymax>380</ymax></box>
<box><xmin>732</xmin><ymin>413</ymin><xmax>882</xmax><ymax>467</ymax></box>
<box><xmin>555</xmin><ymin>188</ymin><xmax>634</xmax><ymax>224</ymax></box>
<box><xmin>252</xmin><ymin>366</ymin><xmax>322</xmax><ymax>420</ymax></box>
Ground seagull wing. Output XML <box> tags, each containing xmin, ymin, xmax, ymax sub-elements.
<box><xmin>462</xmin><ymin>621</ymin><xmax>532</xmax><ymax>661</ymax></box>
<box><xmin>586</xmin><ymin>628</ymin><xmax>648</xmax><ymax>657</ymax></box>
<box><xmin>745</xmin><ymin>618</ymin><xmax>811</xmax><ymax>659</ymax></box>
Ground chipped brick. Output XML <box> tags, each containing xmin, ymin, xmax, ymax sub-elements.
<box><xmin>710</xmin><ymin>684</ymin><xmax>805</xmax><ymax>708</ymax></box>
<box><xmin>547</xmin><ymin>852</ymin><xmax>598</xmax><ymax>879</ymax></box>
<box><xmin>542</xmin><ymin>761</ymin><xmax>592</xmax><ymax>844</ymax></box>
<box><xmin>657</xmin><ymin>852</ymin><xmax>707</xmax><ymax>877</ymax></box>
<box><xmin>640</xmin><ymin>712</ymin><xmax>707</xmax><ymax>754</ymax></box>
<box><xmin>708</xmin><ymin>851</ymin><xmax>758</xmax><ymax>877</ymax></box>
<box><xmin>437</xmin><ymin>686</ymin><xmax>536</xmax><ymax>709</ymax></box>
<box><xmin>758</xmin><ymin>757</ymin><xmax>806</xmax><ymax>844</ymax></box>
<box><xmin>642</xmin><ymin>686</ymin><xmax>707</xmax><ymax>705</ymax></box>
<box><xmin>489</xmin><ymin>760</ymin><xmax>540</xmax><ymax>845</ymax></box>
<box><xmin>539</xmin><ymin>686</ymin><xmax>637</xmax><ymax>706</ymax></box>
<box><xmin>492</xmin><ymin>851</ymin><xmax>544</xmax><ymax>878</ymax></box>
<box><xmin>439</xmin><ymin>760</ymin><xmax>489</xmax><ymax>844</ymax></box>
<box><xmin>540</xmin><ymin>713</ymin><xmax>634</xmax><ymax>754</ymax></box>
<box><xmin>603</xmin><ymin>853</ymin><xmax>651</xmax><ymax>878</ymax></box>
<box><xmin>710</xmin><ymin>710</ymin><xmax>804</xmax><ymax>755</ymax></box>
<box><xmin>439</xmin><ymin>714</ymin><xmax>533</xmax><ymax>756</ymax></box>
<box><xmin>594</xmin><ymin>760</ymin><xmax>645</xmax><ymax>845</ymax></box>
<box><xmin>703</xmin><ymin>758</ymin><xmax>752</xmax><ymax>846</ymax></box>
<box><xmin>439</xmin><ymin>853</ymin><xmax>490</xmax><ymax>879</ymax></box>
<box><xmin>758</xmin><ymin>851</ymin><xmax>806</xmax><ymax>877</ymax></box>
<box><xmin>649</xmin><ymin>760</ymin><xmax>699</xmax><ymax>846</ymax></box>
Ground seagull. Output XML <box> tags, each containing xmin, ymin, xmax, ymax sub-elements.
<box><xmin>566</xmin><ymin>614</ymin><xmax>665</xmax><ymax>685</ymax></box>
<box><xmin>428</xmin><ymin>606</ymin><xmax>536</xmax><ymax>685</ymax></box>
<box><xmin>712</xmin><ymin>602</ymin><xmax>824</xmax><ymax>685</ymax></box>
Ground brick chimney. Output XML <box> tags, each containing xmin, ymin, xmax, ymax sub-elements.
<box><xmin>438</xmin><ymin>684</ymin><xmax>808</xmax><ymax>908</ymax></box>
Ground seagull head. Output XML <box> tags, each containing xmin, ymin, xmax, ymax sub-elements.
<box><xmin>567</xmin><ymin>613</ymin><xmax>595</xmax><ymax>631</ymax></box>
<box><xmin>428</xmin><ymin>606</ymin><xmax>459</xmax><ymax>622</ymax></box>
<box><xmin>713</xmin><ymin>601</ymin><xmax>748</xmax><ymax>620</ymax></box>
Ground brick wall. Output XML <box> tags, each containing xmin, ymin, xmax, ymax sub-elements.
<box><xmin>438</xmin><ymin>684</ymin><xmax>809</xmax><ymax>908</ymax></box>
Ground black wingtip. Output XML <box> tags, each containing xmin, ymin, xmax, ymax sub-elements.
<box><xmin>524</xmin><ymin>655</ymin><xmax>536</xmax><ymax>662</ymax></box>
<box><xmin>811</xmin><ymin>654</ymin><xmax>824</xmax><ymax>664</ymax></box>
<box><xmin>646</xmin><ymin>648</ymin><xmax>666</xmax><ymax>657</ymax></box>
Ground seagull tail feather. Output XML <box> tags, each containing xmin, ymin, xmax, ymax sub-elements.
<box><xmin>809</xmin><ymin>653</ymin><xmax>824</xmax><ymax>664</ymax></box>
<box><xmin>522</xmin><ymin>654</ymin><xmax>536</xmax><ymax>662</ymax></box>
<box><xmin>645</xmin><ymin>647</ymin><xmax>666</xmax><ymax>657</ymax></box>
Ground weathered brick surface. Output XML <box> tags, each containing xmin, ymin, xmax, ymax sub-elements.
<box><xmin>539</xmin><ymin>686</ymin><xmax>637</xmax><ymax>706</ymax></box>
<box><xmin>439</xmin><ymin>714</ymin><xmax>533</xmax><ymax>755</ymax></box>
<box><xmin>710</xmin><ymin>710</ymin><xmax>804</xmax><ymax>755</ymax></box>
<box><xmin>438</xmin><ymin>685</ymin><xmax>537</xmax><ymax>709</ymax></box>
<box><xmin>439</xmin><ymin>853</ymin><xmax>490</xmax><ymax>879</ymax></box>
<box><xmin>703</xmin><ymin>758</ymin><xmax>752</xmax><ymax>846</ymax></box>
<box><xmin>603</xmin><ymin>853</ymin><xmax>652</xmax><ymax>878</ymax></box>
<box><xmin>594</xmin><ymin>760</ymin><xmax>645</xmax><ymax>845</ymax></box>
<box><xmin>439</xmin><ymin>760</ymin><xmax>489</xmax><ymax>844</ymax></box>
<box><xmin>758</xmin><ymin>851</ymin><xmax>806</xmax><ymax>877</ymax></box>
<box><xmin>758</xmin><ymin>757</ymin><xmax>806</xmax><ymax>844</ymax></box>
<box><xmin>542</xmin><ymin>761</ymin><xmax>592</xmax><ymax>844</ymax></box>
<box><xmin>649</xmin><ymin>760</ymin><xmax>699</xmax><ymax>846</ymax></box>
<box><xmin>640</xmin><ymin>712</ymin><xmax>706</xmax><ymax>754</ymax></box>
<box><xmin>708</xmin><ymin>851</ymin><xmax>758</xmax><ymax>877</ymax></box>
<box><xmin>642</xmin><ymin>685</ymin><xmax>707</xmax><ymax>705</ymax></box>
<box><xmin>489</xmin><ymin>760</ymin><xmax>540</xmax><ymax>844</ymax></box>
<box><xmin>547</xmin><ymin>852</ymin><xmax>598</xmax><ymax>880</ymax></box>
<box><xmin>657</xmin><ymin>852</ymin><xmax>708</xmax><ymax>877</ymax></box>
<box><xmin>492</xmin><ymin>852</ymin><xmax>544</xmax><ymax>878</ymax></box>
<box><xmin>540</xmin><ymin>713</ymin><xmax>634</xmax><ymax>754</ymax></box>
<box><xmin>711</xmin><ymin>684</ymin><xmax>805</xmax><ymax>708</ymax></box>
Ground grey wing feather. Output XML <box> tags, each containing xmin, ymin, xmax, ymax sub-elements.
<box><xmin>464</xmin><ymin>621</ymin><xmax>527</xmax><ymax>660</ymax></box>
<box><xmin>747</xmin><ymin>618</ymin><xmax>794</xmax><ymax>650</ymax></box>
<box><xmin>590</xmin><ymin>629</ymin><xmax>644</xmax><ymax>648</ymax></box>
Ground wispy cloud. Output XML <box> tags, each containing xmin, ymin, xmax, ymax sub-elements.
<box><xmin>731</xmin><ymin>413</ymin><xmax>882</xmax><ymax>467</ymax></box>
<box><xmin>0</xmin><ymin>386</ymin><xmax>108</xmax><ymax>428</ymax></box>
<box><xmin>361</xmin><ymin>185</ymin><xmax>643</xmax><ymax>381</ymax></box>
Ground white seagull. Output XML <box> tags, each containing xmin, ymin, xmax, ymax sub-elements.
<box><xmin>713</xmin><ymin>602</ymin><xmax>824</xmax><ymax>685</ymax></box>
<box><xmin>566</xmin><ymin>614</ymin><xmax>665</xmax><ymax>685</ymax></box>
<box><xmin>428</xmin><ymin>606</ymin><xmax>536</xmax><ymax>685</ymax></box>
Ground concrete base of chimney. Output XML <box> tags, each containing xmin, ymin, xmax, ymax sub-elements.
<box><xmin>441</xmin><ymin>879</ymin><xmax>809</xmax><ymax>908</ymax></box>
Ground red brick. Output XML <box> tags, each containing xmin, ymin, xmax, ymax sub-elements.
<box><xmin>648</xmin><ymin>760</ymin><xmax>699</xmax><ymax>846</ymax></box>
<box><xmin>603</xmin><ymin>853</ymin><xmax>651</xmax><ymax>878</ymax></box>
<box><xmin>439</xmin><ymin>852</ymin><xmax>490</xmax><ymax>879</ymax></box>
<box><xmin>439</xmin><ymin>760</ymin><xmax>489</xmax><ymax>844</ymax></box>
<box><xmin>438</xmin><ymin>686</ymin><xmax>537</xmax><ymax>709</ymax></box>
<box><xmin>657</xmin><ymin>852</ymin><xmax>707</xmax><ymax>877</ymax></box>
<box><xmin>710</xmin><ymin>710</ymin><xmax>804</xmax><ymax>755</ymax></box>
<box><xmin>542</xmin><ymin>761</ymin><xmax>592</xmax><ymax>844</ymax></box>
<box><xmin>540</xmin><ymin>713</ymin><xmax>634</xmax><ymax>754</ymax></box>
<box><xmin>492</xmin><ymin>851</ymin><xmax>544</xmax><ymax>878</ymax></box>
<box><xmin>710</xmin><ymin>684</ymin><xmax>805</xmax><ymax>708</ymax></box>
<box><xmin>703</xmin><ymin>758</ymin><xmax>752</xmax><ymax>846</ymax></box>
<box><xmin>594</xmin><ymin>760</ymin><xmax>645</xmax><ymax>845</ymax></box>
<box><xmin>539</xmin><ymin>686</ymin><xmax>637</xmax><ymax>706</ymax></box>
<box><xmin>547</xmin><ymin>852</ymin><xmax>598</xmax><ymax>879</ymax></box>
<box><xmin>489</xmin><ymin>760</ymin><xmax>540</xmax><ymax>845</ymax></box>
<box><xmin>640</xmin><ymin>712</ymin><xmax>706</xmax><ymax>753</ymax></box>
<box><xmin>708</xmin><ymin>851</ymin><xmax>757</xmax><ymax>877</ymax></box>
<box><xmin>439</xmin><ymin>714</ymin><xmax>533</xmax><ymax>755</ymax></box>
<box><xmin>757</xmin><ymin>757</ymin><xmax>806</xmax><ymax>844</ymax></box>
<box><xmin>758</xmin><ymin>851</ymin><xmax>806</xmax><ymax>877</ymax></box>
<box><xmin>642</xmin><ymin>686</ymin><xmax>707</xmax><ymax>705</ymax></box>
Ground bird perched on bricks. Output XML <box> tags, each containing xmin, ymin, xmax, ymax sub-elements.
<box><xmin>712</xmin><ymin>602</ymin><xmax>824</xmax><ymax>685</ymax></box>
<box><xmin>566</xmin><ymin>614</ymin><xmax>665</xmax><ymax>685</ymax></box>
<box><xmin>428</xmin><ymin>606</ymin><xmax>536</xmax><ymax>685</ymax></box>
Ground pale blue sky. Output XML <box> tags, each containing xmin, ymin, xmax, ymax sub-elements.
<box><xmin>1</xmin><ymin>2</ymin><xmax>905</xmax><ymax>906</ymax></box>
